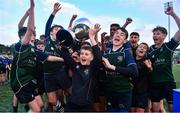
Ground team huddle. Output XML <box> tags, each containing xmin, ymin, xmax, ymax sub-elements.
<box><xmin>9</xmin><ymin>0</ymin><xmax>180</xmax><ymax>112</ymax></box>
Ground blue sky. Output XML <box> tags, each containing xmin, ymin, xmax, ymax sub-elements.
<box><xmin>0</xmin><ymin>0</ymin><xmax>180</xmax><ymax>47</ymax></box>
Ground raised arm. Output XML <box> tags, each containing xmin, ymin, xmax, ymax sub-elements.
<box><xmin>68</xmin><ymin>14</ymin><xmax>77</xmax><ymax>30</ymax></box>
<box><xmin>18</xmin><ymin>8</ymin><xmax>30</xmax><ymax>30</ymax></box>
<box><xmin>94</xmin><ymin>24</ymin><xmax>101</xmax><ymax>43</ymax></box>
<box><xmin>89</xmin><ymin>24</ymin><xmax>101</xmax><ymax>46</ymax></box>
<box><xmin>165</xmin><ymin>7</ymin><xmax>180</xmax><ymax>42</ymax></box>
<box><xmin>45</xmin><ymin>2</ymin><xmax>61</xmax><ymax>38</ymax></box>
<box><xmin>165</xmin><ymin>7</ymin><xmax>180</xmax><ymax>30</ymax></box>
<box><xmin>101</xmin><ymin>32</ymin><xmax>108</xmax><ymax>51</ymax></box>
<box><xmin>21</xmin><ymin>0</ymin><xmax>35</xmax><ymax>45</ymax></box>
<box><xmin>89</xmin><ymin>24</ymin><xmax>102</xmax><ymax>64</ymax></box>
<box><xmin>122</xmin><ymin>18</ymin><xmax>133</xmax><ymax>28</ymax></box>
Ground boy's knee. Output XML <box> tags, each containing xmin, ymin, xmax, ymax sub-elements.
<box><xmin>152</xmin><ymin>105</ymin><xmax>160</xmax><ymax>112</ymax></box>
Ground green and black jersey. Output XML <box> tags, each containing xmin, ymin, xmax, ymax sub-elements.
<box><xmin>148</xmin><ymin>38</ymin><xmax>179</xmax><ymax>83</ymax></box>
<box><xmin>103</xmin><ymin>43</ymin><xmax>137</xmax><ymax>93</ymax></box>
<box><xmin>44</xmin><ymin>38</ymin><xmax>65</xmax><ymax>74</ymax></box>
<box><xmin>131</xmin><ymin>45</ymin><xmax>138</xmax><ymax>59</ymax></box>
<box><xmin>10</xmin><ymin>42</ymin><xmax>48</xmax><ymax>94</ymax></box>
<box><xmin>132</xmin><ymin>58</ymin><xmax>151</xmax><ymax>93</ymax></box>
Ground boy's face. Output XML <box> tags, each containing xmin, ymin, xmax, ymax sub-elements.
<box><xmin>110</xmin><ymin>26</ymin><xmax>118</xmax><ymax>37</ymax></box>
<box><xmin>130</xmin><ymin>35</ymin><xmax>139</xmax><ymax>45</ymax></box>
<box><xmin>50</xmin><ymin>27</ymin><xmax>61</xmax><ymax>38</ymax></box>
<box><xmin>113</xmin><ymin>29</ymin><xmax>126</xmax><ymax>46</ymax></box>
<box><xmin>2</xmin><ymin>53</ymin><xmax>6</xmax><ymax>57</ymax></box>
<box><xmin>153</xmin><ymin>30</ymin><xmax>166</xmax><ymax>46</ymax></box>
<box><xmin>136</xmin><ymin>44</ymin><xmax>148</xmax><ymax>58</ymax></box>
<box><xmin>80</xmin><ymin>49</ymin><xmax>93</xmax><ymax>65</ymax></box>
<box><xmin>40</xmin><ymin>36</ymin><xmax>45</xmax><ymax>43</ymax></box>
<box><xmin>36</xmin><ymin>44</ymin><xmax>45</xmax><ymax>52</ymax></box>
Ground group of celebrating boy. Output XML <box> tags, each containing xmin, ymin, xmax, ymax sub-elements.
<box><xmin>9</xmin><ymin>0</ymin><xmax>180</xmax><ymax>112</ymax></box>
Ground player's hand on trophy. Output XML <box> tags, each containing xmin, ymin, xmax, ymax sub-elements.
<box><xmin>89</xmin><ymin>24</ymin><xmax>101</xmax><ymax>39</ymax></box>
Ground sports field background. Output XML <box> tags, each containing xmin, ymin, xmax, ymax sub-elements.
<box><xmin>0</xmin><ymin>65</ymin><xmax>179</xmax><ymax>112</ymax></box>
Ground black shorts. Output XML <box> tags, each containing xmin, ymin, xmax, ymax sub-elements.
<box><xmin>132</xmin><ymin>92</ymin><xmax>148</xmax><ymax>109</ymax></box>
<box><xmin>0</xmin><ymin>69</ymin><xmax>6</xmax><ymax>74</ymax></box>
<box><xmin>0</xmin><ymin>70</ymin><xmax>6</xmax><ymax>74</ymax></box>
<box><xmin>36</xmin><ymin>81</ymin><xmax>45</xmax><ymax>95</ymax></box>
<box><xmin>93</xmin><ymin>82</ymin><xmax>107</xmax><ymax>103</ymax></box>
<box><xmin>15</xmin><ymin>81</ymin><xmax>38</xmax><ymax>104</ymax></box>
<box><xmin>106</xmin><ymin>91</ymin><xmax>132</xmax><ymax>112</ymax></box>
<box><xmin>44</xmin><ymin>69</ymin><xmax>71</xmax><ymax>92</ymax></box>
<box><xmin>150</xmin><ymin>81</ymin><xmax>176</xmax><ymax>103</ymax></box>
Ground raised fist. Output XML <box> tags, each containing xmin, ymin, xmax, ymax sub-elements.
<box><xmin>165</xmin><ymin>7</ymin><xmax>174</xmax><ymax>16</ymax></box>
<box><xmin>126</xmin><ymin>18</ymin><xmax>133</xmax><ymax>24</ymax></box>
<box><xmin>71</xmin><ymin>14</ymin><xmax>78</xmax><ymax>20</ymax></box>
<box><xmin>53</xmin><ymin>2</ymin><xmax>61</xmax><ymax>13</ymax></box>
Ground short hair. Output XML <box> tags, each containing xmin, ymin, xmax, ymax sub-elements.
<box><xmin>130</xmin><ymin>32</ymin><xmax>140</xmax><ymax>37</ymax></box>
<box><xmin>81</xmin><ymin>41</ymin><xmax>91</xmax><ymax>47</ymax></box>
<box><xmin>18</xmin><ymin>27</ymin><xmax>27</xmax><ymax>38</ymax></box>
<box><xmin>40</xmin><ymin>34</ymin><xmax>45</xmax><ymax>39</ymax></box>
<box><xmin>110</xmin><ymin>23</ymin><xmax>120</xmax><ymax>28</ymax></box>
<box><xmin>152</xmin><ymin>26</ymin><xmax>168</xmax><ymax>35</ymax></box>
<box><xmin>117</xmin><ymin>27</ymin><xmax>129</xmax><ymax>39</ymax></box>
<box><xmin>50</xmin><ymin>25</ymin><xmax>64</xmax><ymax>32</ymax></box>
<box><xmin>36</xmin><ymin>41</ymin><xmax>45</xmax><ymax>46</ymax></box>
<box><xmin>80</xmin><ymin>45</ymin><xmax>93</xmax><ymax>54</ymax></box>
<box><xmin>139</xmin><ymin>42</ymin><xmax>149</xmax><ymax>51</ymax></box>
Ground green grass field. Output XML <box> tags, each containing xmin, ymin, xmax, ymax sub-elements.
<box><xmin>173</xmin><ymin>64</ymin><xmax>180</xmax><ymax>87</ymax></box>
<box><xmin>0</xmin><ymin>65</ymin><xmax>179</xmax><ymax>112</ymax></box>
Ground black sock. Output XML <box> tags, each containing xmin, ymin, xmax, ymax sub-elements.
<box><xmin>13</xmin><ymin>106</ymin><xmax>18</xmax><ymax>112</ymax></box>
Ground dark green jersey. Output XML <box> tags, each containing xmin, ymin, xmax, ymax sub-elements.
<box><xmin>44</xmin><ymin>38</ymin><xmax>65</xmax><ymax>74</ymax></box>
<box><xmin>10</xmin><ymin>42</ymin><xmax>48</xmax><ymax>94</ymax></box>
<box><xmin>131</xmin><ymin>45</ymin><xmax>138</xmax><ymax>58</ymax></box>
<box><xmin>103</xmin><ymin>46</ymin><xmax>134</xmax><ymax>93</ymax></box>
<box><xmin>10</xmin><ymin>43</ymin><xmax>37</xmax><ymax>93</ymax></box>
<box><xmin>148</xmin><ymin>38</ymin><xmax>179</xmax><ymax>83</ymax></box>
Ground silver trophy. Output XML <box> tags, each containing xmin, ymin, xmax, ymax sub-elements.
<box><xmin>73</xmin><ymin>18</ymin><xmax>92</xmax><ymax>41</ymax></box>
